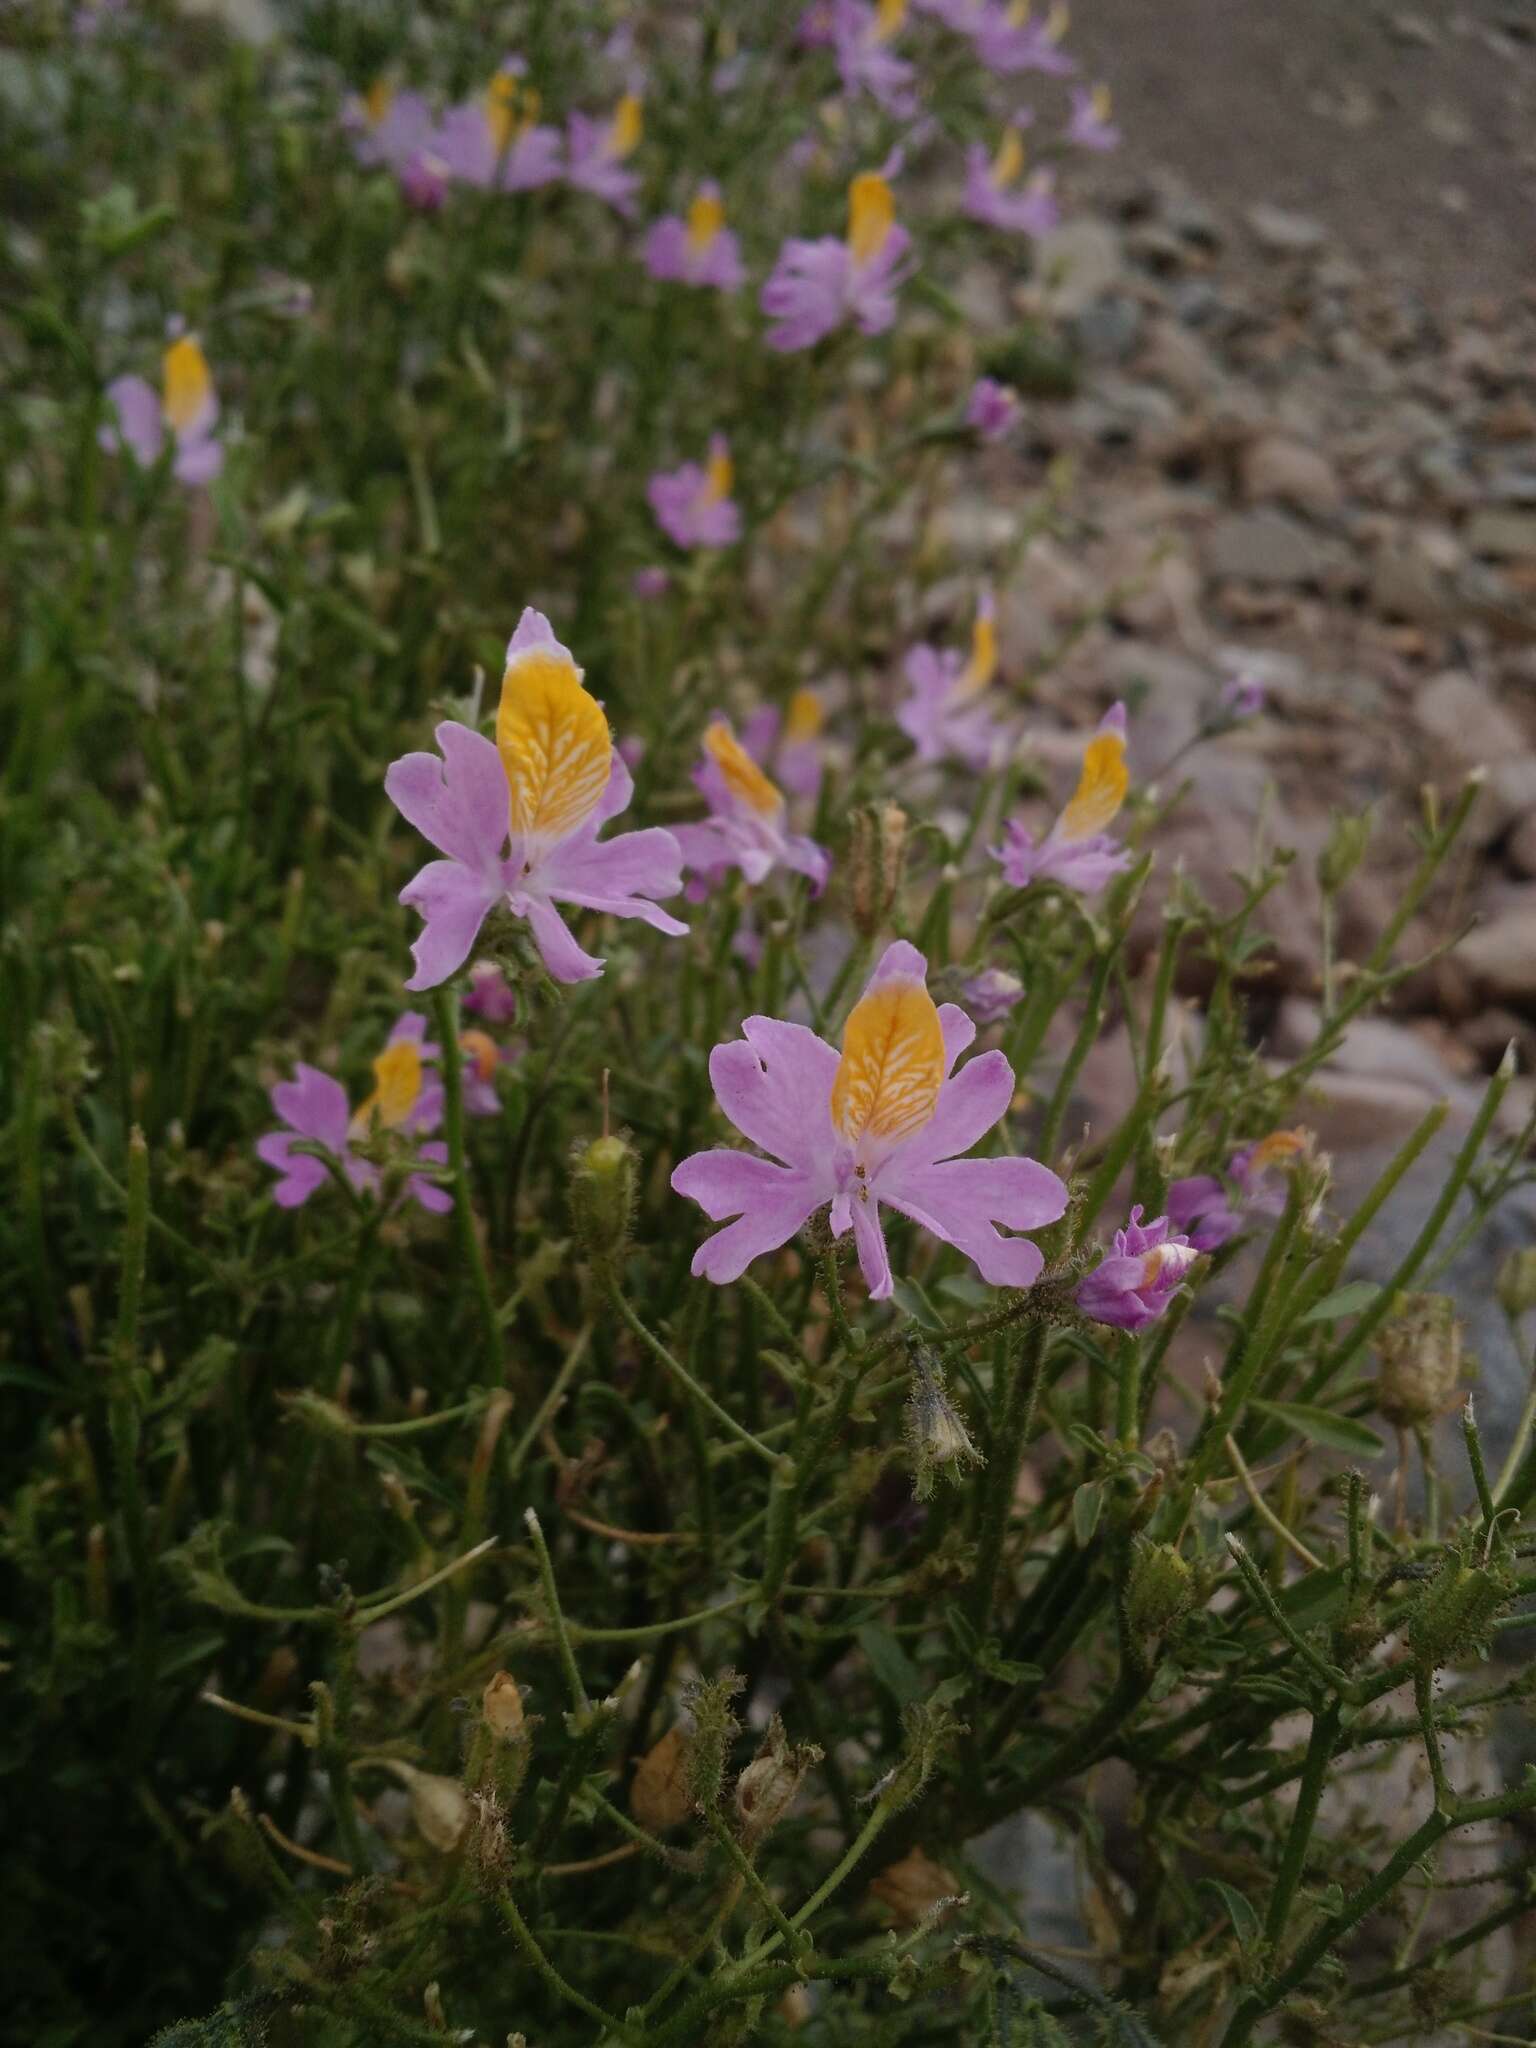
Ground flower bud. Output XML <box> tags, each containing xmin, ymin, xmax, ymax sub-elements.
<box><xmin>849</xmin><ymin>801</ymin><xmax>907</xmax><ymax>938</ymax></box>
<box><xmin>1318</xmin><ymin>807</ymin><xmax>1372</xmax><ymax>895</ymax></box>
<box><xmin>482</xmin><ymin>1670</ymin><xmax>525</xmax><ymax>1741</ymax></box>
<box><xmin>391</xmin><ymin>1764</ymin><xmax>469</xmax><ymax>1852</ymax></box>
<box><xmin>681</xmin><ymin>1670</ymin><xmax>744</xmax><ymax>1814</ymax></box>
<box><xmin>631</xmin><ymin>1725</ymin><xmax>693</xmax><ymax>1832</ymax></box>
<box><xmin>1125</xmin><ymin>1536</ymin><xmax>1194</xmax><ymax>1642</ymax></box>
<box><xmin>904</xmin><ymin>1346</ymin><xmax>983</xmax><ymax>1501</ymax></box>
<box><xmin>1408</xmin><ymin>1545</ymin><xmax>1517</xmax><ymax>1671</ymax></box>
<box><xmin>1496</xmin><ymin>1248</ymin><xmax>1536</xmax><ymax>1320</ymax></box>
<box><xmin>1374</xmin><ymin>1293</ymin><xmax>1464</xmax><ymax>1427</ymax></box>
<box><xmin>569</xmin><ymin>1132</ymin><xmax>637</xmax><ymax>1268</ymax></box>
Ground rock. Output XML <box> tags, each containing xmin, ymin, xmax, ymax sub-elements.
<box><xmin>1466</xmin><ymin>508</ymin><xmax>1536</xmax><ymax>560</ymax></box>
<box><xmin>1073</xmin><ymin>293</ymin><xmax>1144</xmax><ymax>363</ymax></box>
<box><xmin>1205</xmin><ymin>508</ymin><xmax>1338</xmax><ymax>586</ymax></box>
<box><xmin>1413</xmin><ymin>671</ymin><xmax>1527</xmax><ymax>771</ymax></box>
<box><xmin>1240</xmin><ymin>434</ymin><xmax>1344</xmax><ymax>518</ymax></box>
<box><xmin>1507</xmin><ymin>812</ymin><xmax>1536</xmax><ymax>878</ymax></box>
<box><xmin>1138</xmin><ymin>315</ymin><xmax>1225</xmax><ymax>403</ymax></box>
<box><xmin>1455</xmin><ymin>905</ymin><xmax>1536</xmax><ymax>1003</ymax></box>
<box><xmin>1245</xmin><ymin>203</ymin><xmax>1327</xmax><ymax>255</ymax></box>
<box><xmin>1036</xmin><ymin>218</ymin><xmax>1123</xmax><ymax>318</ymax></box>
<box><xmin>1370</xmin><ymin>533</ymin><xmax>1456</xmax><ymax>623</ymax></box>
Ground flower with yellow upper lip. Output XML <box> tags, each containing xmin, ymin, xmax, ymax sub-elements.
<box><xmin>761</xmin><ymin>169</ymin><xmax>913</xmax><ymax>352</ymax></box>
<box><xmin>993</xmin><ymin>704</ymin><xmax>1133</xmax><ymax>896</ymax></box>
<box><xmin>673</xmin><ymin>716</ymin><xmax>831</xmax><ymax>900</ymax></box>
<box><xmin>565</xmin><ymin>92</ymin><xmax>643</xmax><ymax>215</ymax></box>
<box><xmin>647</xmin><ymin>436</ymin><xmax>741</xmax><ymax>551</ymax></box>
<box><xmin>102</xmin><ymin>328</ymin><xmax>222</xmax><ymax>487</ymax></box>
<box><xmin>642</xmin><ymin>182</ymin><xmax>746</xmax><ymax>291</ymax></box>
<box><xmin>897</xmin><ymin>592</ymin><xmax>1014</xmax><ymax>772</ymax></box>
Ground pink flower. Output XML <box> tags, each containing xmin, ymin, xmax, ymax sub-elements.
<box><xmin>391</xmin><ymin>1006</ymin><xmax>511</xmax><ymax>1118</ymax></box>
<box><xmin>642</xmin><ymin>183</ymin><xmax>745</xmax><ymax>290</ymax></box>
<box><xmin>993</xmin><ymin>704</ymin><xmax>1132</xmax><ymax>895</ymax></box>
<box><xmin>963</xmin><ymin>130</ymin><xmax>1059</xmax><ymax>238</ymax></box>
<box><xmin>647</xmin><ymin>436</ymin><xmax>742</xmax><ymax>550</ymax></box>
<box><xmin>344</xmin><ymin>81</ymin><xmax>451</xmax><ymax>207</ymax></box>
<box><xmin>463</xmin><ymin>961</ymin><xmax>518</xmax><ymax>1025</ymax></box>
<box><xmin>101</xmin><ymin>330</ymin><xmax>222</xmax><ymax>487</ymax></box>
<box><xmin>1067</xmin><ymin>83</ymin><xmax>1120</xmax><ymax>151</ymax></box>
<box><xmin>1167</xmin><ymin>1131</ymin><xmax>1306</xmax><ymax>1252</ymax></box>
<box><xmin>385</xmin><ymin>608</ymin><xmax>686</xmax><ymax>988</ymax></box>
<box><xmin>673</xmin><ymin>716</ymin><xmax>830</xmax><ymax>897</ymax></box>
<box><xmin>1220</xmin><ymin>670</ymin><xmax>1266</xmax><ymax>720</ymax></box>
<box><xmin>740</xmin><ymin>689</ymin><xmax>827</xmax><ymax>802</ymax></box>
<box><xmin>761</xmin><ymin>170</ymin><xmax>912</xmax><ymax>352</ymax></box>
<box><xmin>896</xmin><ymin>592</ymin><xmax>1010</xmax><ymax>772</ymax></box>
<box><xmin>631</xmin><ymin>565</ymin><xmax>672</xmax><ymax>600</ymax></box>
<box><xmin>434</xmin><ymin>60</ymin><xmax>563</xmax><ymax>192</ymax></box>
<box><xmin>830</xmin><ymin>0</ymin><xmax>919</xmax><ymax>117</ymax></box>
<box><xmin>673</xmin><ymin>941</ymin><xmax>1067</xmax><ymax>1297</ymax></box>
<box><xmin>971</xmin><ymin>0</ymin><xmax>1076</xmax><ymax>75</ymax></box>
<box><xmin>565</xmin><ymin>93</ymin><xmax>643</xmax><ymax>215</ymax></box>
<box><xmin>966</xmin><ymin>376</ymin><xmax>1021</xmax><ymax>441</ymax></box>
<box><xmin>1075</xmin><ymin>1208</ymin><xmax>1198</xmax><ymax>1332</ymax></box>
<box><xmin>962</xmin><ymin>967</ymin><xmax>1025</xmax><ymax>1023</ymax></box>
<box><xmin>255</xmin><ymin>1029</ymin><xmax>451</xmax><ymax>1214</ymax></box>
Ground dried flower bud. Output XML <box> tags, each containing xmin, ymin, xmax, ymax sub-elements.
<box><xmin>1318</xmin><ymin>807</ymin><xmax>1372</xmax><ymax>895</ymax></box>
<box><xmin>1125</xmin><ymin>1536</ymin><xmax>1194</xmax><ymax>1642</ymax></box>
<box><xmin>391</xmin><ymin>1764</ymin><xmax>469</xmax><ymax>1852</ymax></box>
<box><xmin>1496</xmin><ymin>1248</ymin><xmax>1536</xmax><ymax>1320</ymax></box>
<box><xmin>734</xmin><ymin>1714</ymin><xmax>821</xmax><ymax>1845</ymax></box>
<box><xmin>904</xmin><ymin>1345</ymin><xmax>983</xmax><ymax>1501</ymax></box>
<box><xmin>569</xmin><ymin>1132</ymin><xmax>637</xmax><ymax>1268</ymax></box>
<box><xmin>631</xmin><ymin>1724</ymin><xmax>693</xmax><ymax>1832</ymax></box>
<box><xmin>849</xmin><ymin>801</ymin><xmax>907</xmax><ymax>938</ymax></box>
<box><xmin>1374</xmin><ymin>1294</ymin><xmax>1465</xmax><ymax>1427</ymax></box>
<box><xmin>482</xmin><ymin>1670</ymin><xmax>525</xmax><ymax>1741</ymax></box>
<box><xmin>869</xmin><ymin>1847</ymin><xmax>957</xmax><ymax>1928</ymax></box>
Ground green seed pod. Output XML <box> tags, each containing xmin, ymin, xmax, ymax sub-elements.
<box><xmin>849</xmin><ymin>801</ymin><xmax>908</xmax><ymax>938</ymax></box>
<box><xmin>1318</xmin><ymin>807</ymin><xmax>1373</xmax><ymax>895</ymax></box>
<box><xmin>1125</xmin><ymin>1535</ymin><xmax>1195</xmax><ymax>1642</ymax></box>
<box><xmin>1374</xmin><ymin>1294</ymin><xmax>1465</xmax><ymax>1428</ymax></box>
<box><xmin>1496</xmin><ymin>1248</ymin><xmax>1536</xmax><ymax>1320</ymax></box>
<box><xmin>569</xmin><ymin>1132</ymin><xmax>637</xmax><ymax>1269</ymax></box>
<box><xmin>1407</xmin><ymin>1546</ymin><xmax>1517</xmax><ymax>1671</ymax></box>
<box><xmin>681</xmin><ymin>1670</ymin><xmax>743</xmax><ymax>1814</ymax></box>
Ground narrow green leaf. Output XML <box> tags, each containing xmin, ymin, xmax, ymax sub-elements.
<box><xmin>1298</xmin><ymin>1281</ymin><xmax>1380</xmax><ymax>1326</ymax></box>
<box><xmin>1072</xmin><ymin>1479</ymin><xmax>1105</xmax><ymax>1547</ymax></box>
<box><xmin>891</xmin><ymin>1276</ymin><xmax>945</xmax><ymax>1332</ymax></box>
<box><xmin>855</xmin><ymin>1623</ymin><xmax>923</xmax><ymax>1705</ymax></box>
<box><xmin>1201</xmin><ymin>1877</ymin><xmax>1260</xmax><ymax>1946</ymax></box>
<box><xmin>1250</xmin><ymin>1399</ymin><xmax>1385</xmax><ymax>1457</ymax></box>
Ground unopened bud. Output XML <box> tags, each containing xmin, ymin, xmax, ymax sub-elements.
<box><xmin>849</xmin><ymin>801</ymin><xmax>908</xmax><ymax>938</ymax></box>
<box><xmin>1125</xmin><ymin>1536</ymin><xmax>1194</xmax><ymax>1641</ymax></box>
<box><xmin>1318</xmin><ymin>807</ymin><xmax>1372</xmax><ymax>895</ymax></box>
<box><xmin>904</xmin><ymin>1345</ymin><xmax>983</xmax><ymax>1501</ymax></box>
<box><xmin>1375</xmin><ymin>1294</ymin><xmax>1465</xmax><ymax>1427</ymax></box>
<box><xmin>1496</xmin><ymin>1248</ymin><xmax>1536</xmax><ymax>1320</ymax></box>
<box><xmin>681</xmin><ymin>1670</ymin><xmax>744</xmax><ymax>1813</ymax></box>
<box><xmin>482</xmin><ymin>1670</ymin><xmax>525</xmax><ymax>1741</ymax></box>
<box><xmin>569</xmin><ymin>1131</ymin><xmax>637</xmax><ymax>1268</ymax></box>
<box><xmin>868</xmin><ymin>1847</ymin><xmax>958</xmax><ymax>1928</ymax></box>
<box><xmin>390</xmin><ymin>1763</ymin><xmax>469</xmax><ymax>1852</ymax></box>
<box><xmin>631</xmin><ymin>1724</ymin><xmax>693</xmax><ymax>1832</ymax></box>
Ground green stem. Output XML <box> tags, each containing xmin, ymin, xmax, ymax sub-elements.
<box><xmin>1263</xmin><ymin>1697</ymin><xmax>1340</xmax><ymax>1942</ymax></box>
<box><xmin>604</xmin><ymin>1277</ymin><xmax>778</xmax><ymax>1468</ymax></box>
<box><xmin>523</xmin><ymin>1507</ymin><xmax>587</xmax><ymax>1716</ymax></box>
<box><xmin>432</xmin><ymin>986</ymin><xmax>503</xmax><ymax>1386</ymax></box>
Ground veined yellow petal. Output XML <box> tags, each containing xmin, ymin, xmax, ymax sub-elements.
<box><xmin>832</xmin><ymin>973</ymin><xmax>944</xmax><ymax>1146</ymax></box>
<box><xmin>353</xmin><ymin>1040</ymin><xmax>423</xmax><ymax>1134</ymax></box>
<box><xmin>847</xmin><ymin>172</ymin><xmax>895</xmax><ymax>267</ymax></box>
<box><xmin>609</xmin><ymin>92</ymin><xmax>643</xmax><ymax>159</ymax></box>
<box><xmin>785</xmin><ymin>689</ymin><xmax>825</xmax><ymax>743</ymax></box>
<box><xmin>991</xmin><ymin>128</ymin><xmax>1026</xmax><ymax>190</ymax></box>
<box><xmin>1058</xmin><ymin>726</ymin><xmax>1128</xmax><ymax>842</ymax></box>
<box><xmin>162</xmin><ymin>335</ymin><xmax>212</xmax><ymax>435</ymax></box>
<box><xmin>705</xmin><ymin>721</ymin><xmax>782</xmax><ymax>817</ymax></box>
<box><xmin>486</xmin><ymin>72</ymin><xmax>539</xmax><ymax>152</ymax></box>
<box><xmin>497</xmin><ymin>647</ymin><xmax>612</xmax><ymax>844</ymax></box>
<box><xmin>875</xmin><ymin>0</ymin><xmax>907</xmax><ymax>38</ymax></box>
<box><xmin>363</xmin><ymin>78</ymin><xmax>394</xmax><ymax>128</ymax></box>
<box><xmin>686</xmin><ymin>189</ymin><xmax>725</xmax><ymax>252</ymax></box>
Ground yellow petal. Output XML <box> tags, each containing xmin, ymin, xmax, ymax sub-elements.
<box><xmin>686</xmin><ymin>189</ymin><xmax>725</xmax><ymax>252</ymax></box>
<box><xmin>991</xmin><ymin>128</ymin><xmax>1026</xmax><ymax>190</ymax></box>
<box><xmin>461</xmin><ymin>1029</ymin><xmax>499</xmax><ymax>1083</ymax></box>
<box><xmin>1046</xmin><ymin>1</ymin><xmax>1071</xmax><ymax>39</ymax></box>
<box><xmin>832</xmin><ymin>972</ymin><xmax>944</xmax><ymax>1147</ymax></box>
<box><xmin>609</xmin><ymin>92</ymin><xmax>643</xmax><ymax>159</ymax></box>
<box><xmin>364</xmin><ymin>78</ymin><xmax>393</xmax><ymax>127</ymax></box>
<box><xmin>705</xmin><ymin>721</ymin><xmax>783</xmax><ymax>817</ymax></box>
<box><xmin>162</xmin><ymin>335</ymin><xmax>212</xmax><ymax>435</ymax></box>
<box><xmin>785</xmin><ymin>689</ymin><xmax>825</xmax><ymax>743</ymax></box>
<box><xmin>847</xmin><ymin>172</ymin><xmax>895</xmax><ymax>267</ymax></box>
<box><xmin>1091</xmin><ymin>83</ymin><xmax>1112</xmax><ymax>120</ymax></box>
<box><xmin>1249</xmin><ymin>1129</ymin><xmax>1307</xmax><ymax>1173</ymax></box>
<box><xmin>953</xmin><ymin>606</ymin><xmax>998</xmax><ymax>701</ymax></box>
<box><xmin>705</xmin><ymin>440</ymin><xmax>734</xmax><ymax>502</ymax></box>
<box><xmin>1058</xmin><ymin>726</ymin><xmax>1128</xmax><ymax>842</ymax></box>
<box><xmin>875</xmin><ymin>0</ymin><xmax>907</xmax><ymax>38</ymax></box>
<box><xmin>353</xmin><ymin>1040</ymin><xmax>423</xmax><ymax>1134</ymax></box>
<box><xmin>497</xmin><ymin>646</ymin><xmax>612</xmax><ymax>844</ymax></box>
